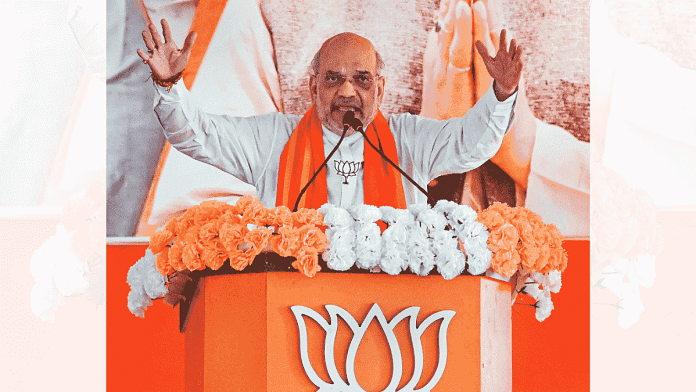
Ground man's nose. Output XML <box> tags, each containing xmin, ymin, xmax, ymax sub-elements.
<box><xmin>337</xmin><ymin>78</ymin><xmax>357</xmax><ymax>97</ymax></box>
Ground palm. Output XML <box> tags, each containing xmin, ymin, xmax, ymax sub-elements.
<box><xmin>137</xmin><ymin>19</ymin><xmax>196</xmax><ymax>81</ymax></box>
<box><xmin>475</xmin><ymin>29</ymin><xmax>523</xmax><ymax>101</ymax></box>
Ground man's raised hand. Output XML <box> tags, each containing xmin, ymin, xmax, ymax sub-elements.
<box><xmin>137</xmin><ymin>19</ymin><xmax>196</xmax><ymax>81</ymax></box>
<box><xmin>475</xmin><ymin>28</ymin><xmax>522</xmax><ymax>101</ymax></box>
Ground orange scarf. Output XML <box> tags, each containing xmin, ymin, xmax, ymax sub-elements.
<box><xmin>276</xmin><ymin>105</ymin><xmax>407</xmax><ymax>210</ymax></box>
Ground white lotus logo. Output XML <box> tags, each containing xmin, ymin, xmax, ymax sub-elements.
<box><xmin>291</xmin><ymin>303</ymin><xmax>456</xmax><ymax>392</ymax></box>
<box><xmin>334</xmin><ymin>160</ymin><xmax>363</xmax><ymax>184</ymax></box>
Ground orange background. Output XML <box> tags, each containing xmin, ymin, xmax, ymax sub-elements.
<box><xmin>107</xmin><ymin>240</ymin><xmax>588</xmax><ymax>391</ymax></box>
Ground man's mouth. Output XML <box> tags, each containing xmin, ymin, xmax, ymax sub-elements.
<box><xmin>332</xmin><ymin>105</ymin><xmax>361</xmax><ymax>115</ymax></box>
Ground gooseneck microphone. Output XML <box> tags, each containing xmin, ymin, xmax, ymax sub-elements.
<box><xmin>343</xmin><ymin>111</ymin><xmax>430</xmax><ymax>199</ymax></box>
<box><xmin>292</xmin><ymin>112</ymin><xmax>352</xmax><ymax>211</ymax></box>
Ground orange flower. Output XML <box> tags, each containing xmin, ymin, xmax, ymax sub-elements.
<box><xmin>292</xmin><ymin>251</ymin><xmax>321</xmax><ymax>277</ymax></box>
<box><xmin>199</xmin><ymin>222</ymin><xmax>218</xmax><ymax>246</ymax></box>
<box><xmin>228</xmin><ymin>249</ymin><xmax>256</xmax><ymax>271</ymax></box>
<box><xmin>149</xmin><ymin>229</ymin><xmax>175</xmax><ymax>254</ymax></box>
<box><xmin>241</xmin><ymin>198</ymin><xmax>268</xmax><ymax>225</ymax></box>
<box><xmin>272</xmin><ymin>226</ymin><xmax>301</xmax><ymax>257</ymax></box>
<box><xmin>271</xmin><ymin>206</ymin><xmax>293</xmax><ymax>227</ymax></box>
<box><xmin>219</xmin><ymin>223</ymin><xmax>249</xmax><ymax>254</ymax></box>
<box><xmin>235</xmin><ymin>195</ymin><xmax>255</xmax><ymax>213</ymax></box>
<box><xmin>201</xmin><ymin>248</ymin><xmax>226</xmax><ymax>270</ymax></box>
<box><xmin>218</xmin><ymin>210</ymin><xmax>242</xmax><ymax>228</ymax></box>
<box><xmin>518</xmin><ymin>243</ymin><xmax>540</xmax><ymax>271</ymax></box>
<box><xmin>168</xmin><ymin>241</ymin><xmax>187</xmax><ymax>271</ymax></box>
<box><xmin>155</xmin><ymin>247</ymin><xmax>173</xmax><ymax>276</ymax></box>
<box><xmin>293</xmin><ymin>208</ymin><xmax>324</xmax><ymax>227</ymax></box>
<box><xmin>488</xmin><ymin>223</ymin><xmax>519</xmax><ymax>253</ymax></box>
<box><xmin>182</xmin><ymin>243</ymin><xmax>205</xmax><ymax>271</ymax></box>
<box><xmin>300</xmin><ymin>226</ymin><xmax>328</xmax><ymax>253</ymax></box>
<box><xmin>477</xmin><ymin>210</ymin><xmax>505</xmax><ymax>231</ymax></box>
<box><xmin>490</xmin><ymin>249</ymin><xmax>520</xmax><ymax>278</ymax></box>
<box><xmin>510</xmin><ymin>216</ymin><xmax>535</xmax><ymax>245</ymax></box>
<box><xmin>244</xmin><ymin>227</ymin><xmax>273</xmax><ymax>253</ymax></box>
<box><xmin>534</xmin><ymin>244</ymin><xmax>551</xmax><ymax>272</ymax></box>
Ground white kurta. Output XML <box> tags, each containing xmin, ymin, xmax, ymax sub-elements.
<box><xmin>154</xmin><ymin>81</ymin><xmax>517</xmax><ymax>209</ymax></box>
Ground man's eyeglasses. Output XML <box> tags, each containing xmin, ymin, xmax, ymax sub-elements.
<box><xmin>317</xmin><ymin>72</ymin><xmax>379</xmax><ymax>90</ymax></box>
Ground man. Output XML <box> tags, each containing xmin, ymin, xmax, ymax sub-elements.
<box><xmin>137</xmin><ymin>19</ymin><xmax>522</xmax><ymax>210</ymax></box>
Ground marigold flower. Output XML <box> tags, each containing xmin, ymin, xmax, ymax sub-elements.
<box><xmin>235</xmin><ymin>195</ymin><xmax>255</xmax><ymax>213</ymax></box>
<box><xmin>477</xmin><ymin>210</ymin><xmax>505</xmax><ymax>231</ymax></box>
<box><xmin>293</xmin><ymin>208</ymin><xmax>324</xmax><ymax>227</ymax></box>
<box><xmin>241</xmin><ymin>198</ymin><xmax>268</xmax><ymax>225</ymax></box>
<box><xmin>201</xmin><ymin>248</ymin><xmax>226</xmax><ymax>270</ymax></box>
<box><xmin>300</xmin><ymin>226</ymin><xmax>328</xmax><ymax>254</ymax></box>
<box><xmin>490</xmin><ymin>249</ymin><xmax>520</xmax><ymax>278</ymax></box>
<box><xmin>199</xmin><ymin>222</ymin><xmax>218</xmax><ymax>245</ymax></box>
<box><xmin>519</xmin><ymin>243</ymin><xmax>540</xmax><ymax>271</ymax></box>
<box><xmin>488</xmin><ymin>223</ymin><xmax>519</xmax><ymax>253</ymax></box>
<box><xmin>292</xmin><ymin>251</ymin><xmax>321</xmax><ymax>277</ymax></box>
<box><xmin>219</xmin><ymin>223</ymin><xmax>249</xmax><ymax>254</ymax></box>
<box><xmin>182</xmin><ymin>243</ymin><xmax>205</xmax><ymax>271</ymax></box>
<box><xmin>244</xmin><ymin>227</ymin><xmax>273</xmax><ymax>253</ymax></box>
<box><xmin>168</xmin><ymin>241</ymin><xmax>187</xmax><ymax>271</ymax></box>
<box><xmin>149</xmin><ymin>229</ymin><xmax>175</xmax><ymax>254</ymax></box>
<box><xmin>271</xmin><ymin>205</ymin><xmax>293</xmax><ymax>227</ymax></box>
<box><xmin>228</xmin><ymin>249</ymin><xmax>256</xmax><ymax>271</ymax></box>
<box><xmin>155</xmin><ymin>247</ymin><xmax>173</xmax><ymax>276</ymax></box>
<box><xmin>272</xmin><ymin>226</ymin><xmax>301</xmax><ymax>257</ymax></box>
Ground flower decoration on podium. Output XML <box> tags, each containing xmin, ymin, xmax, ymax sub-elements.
<box><xmin>127</xmin><ymin>196</ymin><xmax>567</xmax><ymax>322</ymax></box>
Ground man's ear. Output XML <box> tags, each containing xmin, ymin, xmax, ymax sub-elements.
<box><xmin>376</xmin><ymin>76</ymin><xmax>386</xmax><ymax>107</ymax></box>
<box><xmin>309</xmin><ymin>74</ymin><xmax>318</xmax><ymax>104</ymax></box>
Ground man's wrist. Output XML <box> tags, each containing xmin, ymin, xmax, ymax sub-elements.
<box><xmin>493</xmin><ymin>81</ymin><xmax>518</xmax><ymax>102</ymax></box>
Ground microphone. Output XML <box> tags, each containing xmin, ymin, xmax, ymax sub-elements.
<box><xmin>346</xmin><ymin>112</ymin><xmax>430</xmax><ymax>199</ymax></box>
<box><xmin>292</xmin><ymin>111</ymin><xmax>352</xmax><ymax>211</ymax></box>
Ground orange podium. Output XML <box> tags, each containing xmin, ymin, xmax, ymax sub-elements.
<box><xmin>181</xmin><ymin>268</ymin><xmax>511</xmax><ymax>391</ymax></box>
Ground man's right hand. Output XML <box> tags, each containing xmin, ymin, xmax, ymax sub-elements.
<box><xmin>137</xmin><ymin>19</ymin><xmax>196</xmax><ymax>81</ymax></box>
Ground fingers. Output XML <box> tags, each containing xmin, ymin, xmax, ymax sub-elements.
<box><xmin>136</xmin><ymin>49</ymin><xmax>150</xmax><ymax>63</ymax></box>
<box><xmin>498</xmin><ymin>28</ymin><xmax>508</xmax><ymax>56</ymax></box>
<box><xmin>142</xmin><ymin>28</ymin><xmax>156</xmax><ymax>52</ymax></box>
<box><xmin>161</xmin><ymin>19</ymin><xmax>173</xmax><ymax>45</ymax></box>
<box><xmin>148</xmin><ymin>22</ymin><xmax>164</xmax><ymax>48</ymax></box>
<box><xmin>181</xmin><ymin>31</ymin><xmax>197</xmax><ymax>56</ymax></box>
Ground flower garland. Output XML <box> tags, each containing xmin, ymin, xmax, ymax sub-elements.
<box><xmin>128</xmin><ymin>197</ymin><xmax>567</xmax><ymax>320</ymax></box>
<box><xmin>147</xmin><ymin>196</ymin><xmax>327</xmax><ymax>278</ymax></box>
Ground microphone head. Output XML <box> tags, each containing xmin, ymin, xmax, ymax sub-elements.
<box><xmin>342</xmin><ymin>110</ymin><xmax>363</xmax><ymax>130</ymax></box>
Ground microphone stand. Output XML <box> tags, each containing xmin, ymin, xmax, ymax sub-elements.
<box><xmin>292</xmin><ymin>120</ymin><xmax>350</xmax><ymax>212</ymax></box>
<box><xmin>346</xmin><ymin>113</ymin><xmax>430</xmax><ymax>199</ymax></box>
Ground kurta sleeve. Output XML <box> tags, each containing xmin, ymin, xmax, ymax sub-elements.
<box><xmin>153</xmin><ymin>81</ymin><xmax>296</xmax><ymax>187</ymax></box>
<box><xmin>390</xmin><ymin>84</ymin><xmax>517</xmax><ymax>186</ymax></box>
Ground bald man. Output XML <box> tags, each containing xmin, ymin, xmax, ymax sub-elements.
<box><xmin>138</xmin><ymin>21</ymin><xmax>522</xmax><ymax>210</ymax></box>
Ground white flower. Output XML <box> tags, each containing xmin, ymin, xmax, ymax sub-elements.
<box><xmin>380</xmin><ymin>225</ymin><xmax>409</xmax><ymax>275</ymax></box>
<box><xmin>523</xmin><ymin>283</ymin><xmax>544</xmax><ymax>300</ymax></box>
<box><xmin>319</xmin><ymin>204</ymin><xmax>354</xmax><ymax>228</ymax></box>
<box><xmin>128</xmin><ymin>289</ymin><xmax>153</xmax><ymax>319</ymax></box>
<box><xmin>436</xmin><ymin>247</ymin><xmax>467</xmax><ymax>280</ymax></box>
<box><xmin>467</xmin><ymin>251</ymin><xmax>492</xmax><ymax>276</ymax></box>
<box><xmin>417</xmin><ymin>209</ymin><xmax>447</xmax><ymax>231</ymax></box>
<box><xmin>349</xmin><ymin>204</ymin><xmax>382</xmax><ymax>223</ymax></box>
<box><xmin>408</xmin><ymin>225</ymin><xmax>435</xmax><ymax>276</ymax></box>
<box><xmin>548</xmin><ymin>270</ymin><xmax>562</xmax><ymax>293</ymax></box>
<box><xmin>324</xmin><ymin>243</ymin><xmax>356</xmax><ymax>271</ymax></box>
<box><xmin>354</xmin><ymin>223</ymin><xmax>382</xmax><ymax>270</ymax></box>
<box><xmin>433</xmin><ymin>199</ymin><xmax>458</xmax><ymax>215</ymax></box>
<box><xmin>535</xmin><ymin>295</ymin><xmax>554</xmax><ymax>322</ymax></box>
<box><xmin>126</xmin><ymin>250</ymin><xmax>168</xmax><ymax>317</ymax></box>
<box><xmin>407</xmin><ymin>203</ymin><xmax>430</xmax><ymax>218</ymax></box>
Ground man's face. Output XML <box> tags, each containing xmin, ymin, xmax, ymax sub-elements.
<box><xmin>309</xmin><ymin>35</ymin><xmax>385</xmax><ymax>135</ymax></box>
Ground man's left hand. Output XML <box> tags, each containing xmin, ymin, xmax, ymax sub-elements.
<box><xmin>475</xmin><ymin>28</ymin><xmax>523</xmax><ymax>101</ymax></box>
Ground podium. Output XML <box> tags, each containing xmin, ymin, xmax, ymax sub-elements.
<box><xmin>180</xmin><ymin>262</ymin><xmax>512</xmax><ymax>391</ymax></box>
